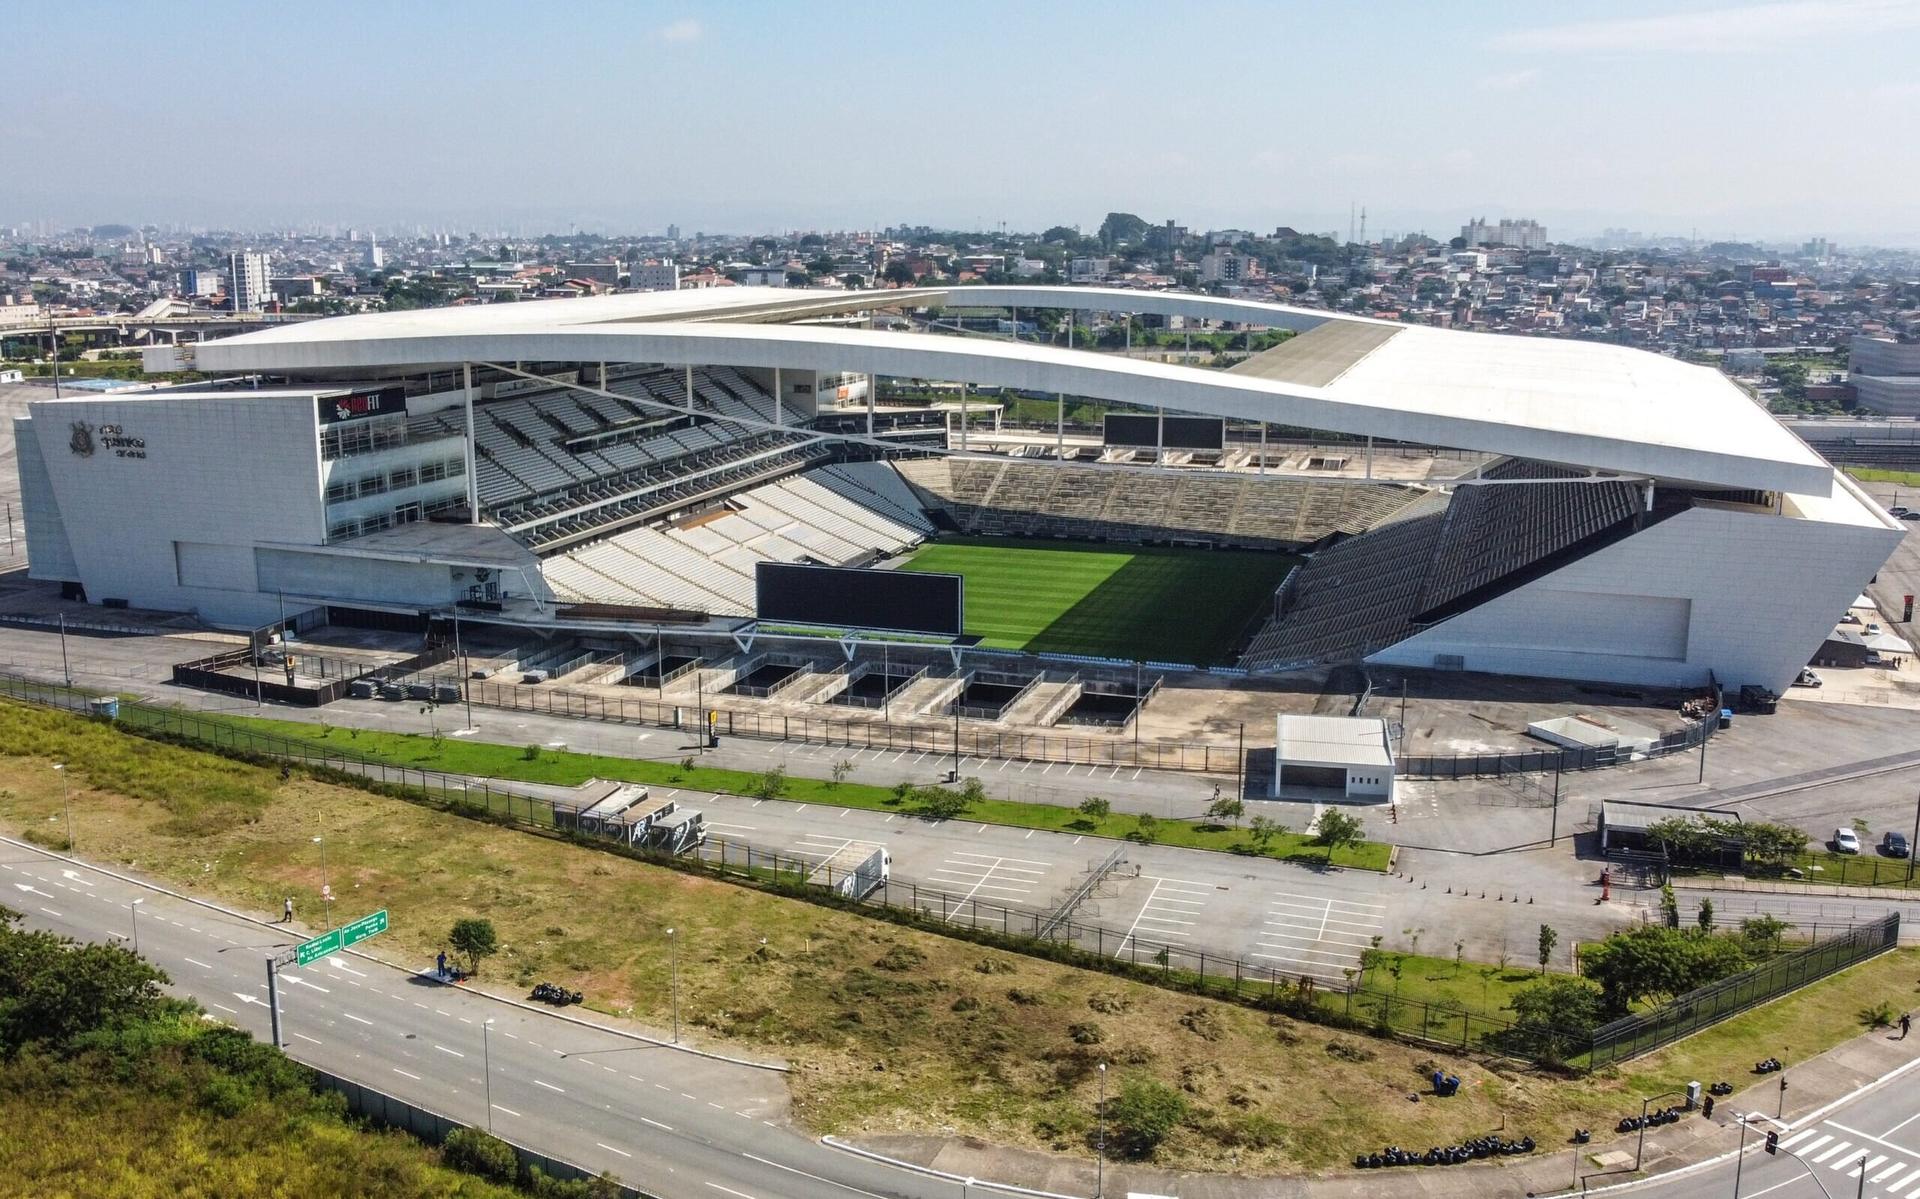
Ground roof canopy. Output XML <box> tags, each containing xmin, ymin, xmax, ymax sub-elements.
<box><xmin>187</xmin><ymin>285</ymin><xmax>1835</xmax><ymax>494</ymax></box>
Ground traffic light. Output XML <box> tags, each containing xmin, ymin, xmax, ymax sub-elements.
<box><xmin>1765</xmin><ymin>1131</ymin><xmax>1779</xmax><ymax>1155</ymax></box>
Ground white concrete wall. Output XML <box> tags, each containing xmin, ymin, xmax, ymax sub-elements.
<box><xmin>1368</xmin><ymin>503</ymin><xmax>1902</xmax><ymax>692</ymax></box>
<box><xmin>1344</xmin><ymin>768</ymin><xmax>1394</xmax><ymax>801</ymax></box>
<box><xmin>22</xmin><ymin>393</ymin><xmax>325</xmax><ymax>623</ymax></box>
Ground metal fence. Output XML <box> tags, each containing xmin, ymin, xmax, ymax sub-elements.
<box><xmin>1396</xmin><ymin>715</ymin><xmax>1715</xmax><ymax>780</ymax></box>
<box><xmin>1587</xmin><ymin>913</ymin><xmax>1900</xmax><ymax>1069</ymax></box>
<box><xmin>2</xmin><ymin>670</ymin><xmax>1881</xmax><ymax>1072</ymax></box>
<box><xmin>459</xmin><ymin>678</ymin><xmax>1241</xmax><ymax>773</ymax></box>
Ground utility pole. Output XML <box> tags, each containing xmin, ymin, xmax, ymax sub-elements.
<box><xmin>1551</xmin><ymin>761</ymin><xmax>1562</xmax><ymax>848</ymax></box>
<box><xmin>453</xmin><ymin>607</ymin><xmax>472</xmax><ymax>730</ymax></box>
<box><xmin>313</xmin><ymin>835</ymin><xmax>332</xmax><ymax>929</ymax></box>
<box><xmin>1908</xmin><ymin>789</ymin><xmax>1919</xmax><ymax>885</ymax></box>
<box><xmin>58</xmin><ymin>612</ymin><xmax>71</xmax><ymax>686</ymax></box>
<box><xmin>666</xmin><ymin>927</ymin><xmax>680</xmax><ymax>1043</ymax></box>
<box><xmin>267</xmin><ymin>957</ymin><xmax>284</xmax><ymax>1048</ymax></box>
<box><xmin>54</xmin><ymin>763</ymin><xmax>70</xmax><ymax>851</ymax></box>
<box><xmin>1697</xmin><ymin>725</ymin><xmax>1709</xmax><ymax>785</ymax></box>
<box><xmin>1096</xmin><ymin>1061</ymin><xmax>1107</xmax><ymax>1198</ymax></box>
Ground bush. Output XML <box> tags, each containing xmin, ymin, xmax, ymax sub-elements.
<box><xmin>750</xmin><ymin>766</ymin><xmax>788</xmax><ymax>800</ymax></box>
<box><xmin>442</xmin><ymin>1126</ymin><xmax>517</xmax><ymax>1181</ymax></box>
<box><xmin>448</xmin><ymin>917</ymin><xmax>500</xmax><ymax>976</ymax></box>
<box><xmin>1104</xmin><ymin>1076</ymin><xmax>1188</xmax><ymax>1159</ymax></box>
<box><xmin>521</xmin><ymin>744</ymin><xmax>542</xmax><ymax>761</ymax></box>
<box><xmin>1863</xmin><ymin>1000</ymin><xmax>1898</xmax><ymax>1029</ymax></box>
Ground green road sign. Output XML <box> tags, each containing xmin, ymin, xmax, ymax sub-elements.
<box><xmin>295</xmin><ymin>908</ymin><xmax>388</xmax><ymax>967</ymax></box>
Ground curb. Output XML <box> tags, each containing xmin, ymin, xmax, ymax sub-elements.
<box><xmin>0</xmin><ymin>833</ymin><xmax>788</xmax><ymax>1073</ymax></box>
<box><xmin>821</xmin><ymin>1136</ymin><xmax>1083</xmax><ymax>1199</ymax></box>
<box><xmin>1543</xmin><ymin>1042</ymin><xmax>1920</xmax><ymax>1196</ymax></box>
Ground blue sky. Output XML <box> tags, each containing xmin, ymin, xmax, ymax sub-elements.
<box><xmin>6</xmin><ymin>1</ymin><xmax>1920</xmax><ymax>243</ymax></box>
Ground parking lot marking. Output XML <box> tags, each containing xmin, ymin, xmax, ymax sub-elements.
<box><xmin>1115</xmin><ymin>876</ymin><xmax>1212</xmax><ymax>955</ymax></box>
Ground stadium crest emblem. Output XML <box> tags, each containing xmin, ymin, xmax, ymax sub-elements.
<box><xmin>68</xmin><ymin>421</ymin><xmax>94</xmax><ymax>458</ymax></box>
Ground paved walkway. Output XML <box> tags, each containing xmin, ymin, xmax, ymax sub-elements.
<box><xmin>848</xmin><ymin>991</ymin><xmax>1920</xmax><ymax>1197</ymax></box>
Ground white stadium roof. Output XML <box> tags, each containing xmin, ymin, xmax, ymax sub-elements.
<box><xmin>188</xmin><ymin>285</ymin><xmax>1835</xmax><ymax>494</ymax></box>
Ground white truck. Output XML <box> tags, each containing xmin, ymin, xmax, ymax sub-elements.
<box><xmin>806</xmin><ymin>844</ymin><xmax>890</xmax><ymax>900</ymax></box>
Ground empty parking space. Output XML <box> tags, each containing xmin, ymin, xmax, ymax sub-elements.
<box><xmin>1252</xmin><ymin>890</ymin><xmax>1387</xmax><ymax>982</ymax></box>
<box><xmin>1114</xmin><ymin>874</ymin><xmax>1212</xmax><ymax>957</ymax></box>
<box><xmin>924</xmin><ymin>850</ymin><xmax>1056</xmax><ymax>909</ymax></box>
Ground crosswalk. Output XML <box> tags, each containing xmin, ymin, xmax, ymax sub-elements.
<box><xmin>1776</xmin><ymin>1123</ymin><xmax>1920</xmax><ymax>1196</ymax></box>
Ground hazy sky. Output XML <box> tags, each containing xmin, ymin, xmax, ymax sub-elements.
<box><xmin>7</xmin><ymin>0</ymin><xmax>1920</xmax><ymax>243</ymax></box>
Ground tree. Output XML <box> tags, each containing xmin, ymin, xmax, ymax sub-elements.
<box><xmin>1696</xmin><ymin>897</ymin><xmax>1716</xmax><ymax>931</ymax></box>
<box><xmin>1077</xmin><ymin>796</ymin><xmax>1111</xmax><ymax>822</ymax></box>
<box><xmin>1247</xmin><ymin>815</ymin><xmax>1286</xmax><ymax>852</ymax></box>
<box><xmin>1311</xmin><ymin>810</ymin><xmax>1365</xmax><ymax>866</ymax></box>
<box><xmin>448</xmin><ymin>917</ymin><xmax>499</xmax><ymax>976</ymax></box>
<box><xmin>1739</xmin><ymin>914</ymin><xmax>1793</xmax><ymax>957</ymax></box>
<box><xmin>918</xmin><ymin>786</ymin><xmax>970</xmax><ymax>821</ymax></box>
<box><xmin>750</xmin><ymin>766</ymin><xmax>788</xmax><ymax>800</ymax></box>
<box><xmin>829</xmin><ymin>759</ymin><xmax>853</xmax><ymax>789</ymax></box>
<box><xmin>1537</xmin><ymin>923</ymin><xmax>1559</xmax><ymax>975</ymax></box>
<box><xmin>1507</xmin><ymin>975</ymin><xmax>1605</xmax><ymax>1063</ymax></box>
<box><xmin>0</xmin><ymin>906</ymin><xmax>168</xmax><ymax>1049</ymax></box>
<box><xmin>1205</xmin><ymin>796</ymin><xmax>1245</xmax><ymax>828</ymax></box>
<box><xmin>1578</xmin><ymin>925</ymin><xmax>1751</xmax><ymax>1014</ymax></box>
<box><xmin>1097</xmin><ymin>212</ymin><xmax>1149</xmax><ymax>250</ymax></box>
<box><xmin>1104</xmin><ymin>1075</ymin><xmax>1188</xmax><ymax>1159</ymax></box>
<box><xmin>881</xmin><ymin>260</ymin><xmax>916</xmax><ymax>286</ymax></box>
<box><xmin>1129</xmin><ymin>813</ymin><xmax>1161</xmax><ymax>845</ymax></box>
<box><xmin>1739</xmin><ymin>821</ymin><xmax>1809</xmax><ymax>868</ymax></box>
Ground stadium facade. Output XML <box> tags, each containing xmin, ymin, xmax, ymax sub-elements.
<box><xmin>14</xmin><ymin>285</ymin><xmax>1901</xmax><ymax>694</ymax></box>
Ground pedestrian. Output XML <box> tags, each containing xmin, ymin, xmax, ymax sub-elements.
<box><xmin>437</xmin><ymin>950</ymin><xmax>448</xmax><ymax>980</ymax></box>
<box><xmin>1901</xmin><ymin>1012</ymin><xmax>1911</xmax><ymax>1040</ymax></box>
<box><xmin>282</xmin><ymin>896</ymin><xmax>294</xmax><ymax>924</ymax></box>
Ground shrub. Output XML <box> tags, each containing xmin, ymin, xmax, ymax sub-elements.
<box><xmin>1069</xmin><ymin>1022</ymin><xmax>1104</xmax><ymax>1045</ymax></box>
<box><xmin>521</xmin><ymin>744</ymin><xmax>541</xmax><ymax>761</ymax></box>
<box><xmin>442</xmin><ymin>1127</ymin><xmax>517</xmax><ymax>1181</ymax></box>
<box><xmin>1104</xmin><ymin>1076</ymin><xmax>1188</xmax><ymax>1159</ymax></box>
<box><xmin>750</xmin><ymin>766</ymin><xmax>788</xmax><ymax>800</ymax></box>
<box><xmin>1077</xmin><ymin>796</ymin><xmax>1111</xmax><ymax>821</ymax></box>
<box><xmin>1863</xmin><ymin>1000</ymin><xmax>1898</xmax><ymax>1029</ymax></box>
<box><xmin>874</xmin><ymin>945</ymin><xmax>925</xmax><ymax>972</ymax></box>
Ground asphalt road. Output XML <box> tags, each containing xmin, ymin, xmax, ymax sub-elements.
<box><xmin>0</xmin><ymin>835</ymin><xmax>987</xmax><ymax>1199</ymax></box>
<box><xmin>1632</xmin><ymin>1063</ymin><xmax>1920</xmax><ymax>1199</ymax></box>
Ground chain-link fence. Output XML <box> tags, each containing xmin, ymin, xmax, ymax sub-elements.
<box><xmin>1587</xmin><ymin>913</ymin><xmax>1900</xmax><ymax>1069</ymax></box>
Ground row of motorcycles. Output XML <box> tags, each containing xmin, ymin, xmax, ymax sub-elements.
<box><xmin>1353</xmin><ymin>1136</ymin><xmax>1535</xmax><ymax>1169</ymax></box>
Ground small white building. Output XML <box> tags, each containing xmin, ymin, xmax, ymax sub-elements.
<box><xmin>1272</xmin><ymin>715</ymin><xmax>1395</xmax><ymax>802</ymax></box>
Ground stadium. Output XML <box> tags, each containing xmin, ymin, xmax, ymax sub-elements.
<box><xmin>12</xmin><ymin>284</ymin><xmax>1902</xmax><ymax>736</ymax></box>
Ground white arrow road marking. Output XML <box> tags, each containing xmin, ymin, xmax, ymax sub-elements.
<box><xmin>232</xmin><ymin>992</ymin><xmax>267</xmax><ymax>1007</ymax></box>
<box><xmin>11</xmin><ymin>883</ymin><xmax>51</xmax><ymax>897</ymax></box>
<box><xmin>59</xmin><ymin>870</ymin><xmax>94</xmax><ymax>886</ymax></box>
<box><xmin>281</xmin><ymin>975</ymin><xmax>330</xmax><ymax>993</ymax></box>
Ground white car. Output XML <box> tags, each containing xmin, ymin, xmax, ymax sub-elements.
<box><xmin>1834</xmin><ymin>827</ymin><xmax>1862</xmax><ymax>854</ymax></box>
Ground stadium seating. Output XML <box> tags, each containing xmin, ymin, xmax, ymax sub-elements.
<box><xmin>1238</xmin><ymin>459</ymin><xmax>1652</xmax><ymax>670</ymax></box>
<box><xmin>541</xmin><ymin>468</ymin><xmax>931</xmax><ymax>613</ymax></box>
<box><xmin>892</xmin><ymin>456</ymin><xmax>1420</xmax><ymax>548</ymax></box>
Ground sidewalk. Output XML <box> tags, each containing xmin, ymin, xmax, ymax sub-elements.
<box><xmin>840</xmin><ymin>1004</ymin><xmax>1920</xmax><ymax>1199</ymax></box>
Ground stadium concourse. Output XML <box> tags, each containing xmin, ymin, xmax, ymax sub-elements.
<box><xmin>8</xmin><ymin>284</ymin><xmax>1902</xmax><ymax>704</ymax></box>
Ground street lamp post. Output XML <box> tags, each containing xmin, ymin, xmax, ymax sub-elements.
<box><xmin>1096</xmin><ymin>1061</ymin><xmax>1107</xmax><ymax>1198</ymax></box>
<box><xmin>54</xmin><ymin>763</ymin><xmax>70</xmax><ymax>851</ymax></box>
<box><xmin>1733</xmin><ymin>1112</ymin><xmax>1749</xmax><ymax>1198</ymax></box>
<box><xmin>129</xmin><ymin>897</ymin><xmax>143</xmax><ymax>954</ymax></box>
<box><xmin>666</xmin><ymin>927</ymin><xmax>679</xmax><ymax>1043</ymax></box>
<box><xmin>1635</xmin><ymin>1089</ymin><xmax>1684</xmax><ymax>1172</ymax></box>
<box><xmin>313</xmin><ymin>835</ymin><xmax>332</xmax><ymax>929</ymax></box>
<box><xmin>482</xmin><ymin>1018</ymin><xmax>495</xmax><ymax>1133</ymax></box>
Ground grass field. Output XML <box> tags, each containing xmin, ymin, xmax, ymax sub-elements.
<box><xmin>899</xmin><ymin>536</ymin><xmax>1298</xmax><ymax>664</ymax></box>
<box><xmin>1848</xmin><ymin>466</ymin><xmax>1920</xmax><ymax>488</ymax></box>
<box><xmin>9</xmin><ymin>701</ymin><xmax>1919</xmax><ymax>1173</ymax></box>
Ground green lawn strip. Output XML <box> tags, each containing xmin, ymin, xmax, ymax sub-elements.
<box><xmin>1674</xmin><ymin>850</ymin><xmax>1920</xmax><ymax>892</ymax></box>
<box><xmin>1847</xmin><ymin>467</ymin><xmax>1920</xmax><ymax>487</ymax></box>
<box><xmin>180</xmin><ymin>709</ymin><xmax>1390</xmax><ymax>871</ymax></box>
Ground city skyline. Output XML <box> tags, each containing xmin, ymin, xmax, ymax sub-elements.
<box><xmin>7</xmin><ymin>0</ymin><xmax>1920</xmax><ymax>245</ymax></box>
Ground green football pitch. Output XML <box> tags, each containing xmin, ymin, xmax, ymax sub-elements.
<box><xmin>897</xmin><ymin>537</ymin><xmax>1299</xmax><ymax>664</ymax></box>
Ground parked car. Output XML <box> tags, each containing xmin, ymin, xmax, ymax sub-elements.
<box><xmin>1834</xmin><ymin>827</ymin><xmax>1862</xmax><ymax>854</ymax></box>
<box><xmin>1893</xmin><ymin>506</ymin><xmax>1913</xmax><ymax>518</ymax></box>
<box><xmin>1902</xmin><ymin>511</ymin><xmax>1920</xmax><ymax>522</ymax></box>
<box><xmin>1794</xmin><ymin>668</ymin><xmax>1823</xmax><ymax>688</ymax></box>
<box><xmin>1881</xmin><ymin>830</ymin><xmax>1910</xmax><ymax>858</ymax></box>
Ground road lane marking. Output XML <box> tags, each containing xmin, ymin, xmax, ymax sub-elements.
<box><xmin>1826</xmin><ymin>1122</ymin><xmax>1920</xmax><ymax>1159</ymax></box>
<box><xmin>704</xmin><ymin>1185</ymin><xmax>757</xmax><ymax>1199</ymax></box>
<box><xmin>392</xmin><ymin>1068</ymin><xmax>422</xmax><ymax>1081</ymax></box>
<box><xmin>433</xmin><ymin>1044</ymin><xmax>465</xmax><ymax>1058</ymax></box>
<box><xmin>741</xmin><ymin>1152</ymin><xmax>890</xmax><ymax>1199</ymax></box>
<box><xmin>534</xmin><ymin>1079</ymin><xmax>564</xmax><ymax>1093</ymax></box>
<box><xmin>37</xmin><ymin>906</ymin><xmax>60</xmax><ymax>917</ymax></box>
<box><xmin>344</xmin><ymin>1013</ymin><xmax>375</xmax><ymax>1026</ymax></box>
<box><xmin>595</xmin><ymin>1143</ymin><xmax>632</xmax><ymax>1158</ymax></box>
<box><xmin>491</xmin><ymin>1103</ymin><xmax>521</xmax><ymax>1117</ymax></box>
<box><xmin>183</xmin><ymin>957</ymin><xmax>213</xmax><ymax>970</ymax></box>
<box><xmin>293</xmin><ymin>1033</ymin><xmax>323</xmax><ymax>1045</ymax></box>
<box><xmin>211</xmin><ymin>1002</ymin><xmax>238</xmax><ymax>1014</ymax></box>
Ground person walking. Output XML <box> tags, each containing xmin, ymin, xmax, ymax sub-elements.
<box><xmin>1900</xmin><ymin>1012</ymin><xmax>1911</xmax><ymax>1040</ymax></box>
<box><xmin>282</xmin><ymin>896</ymin><xmax>294</xmax><ymax>924</ymax></box>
